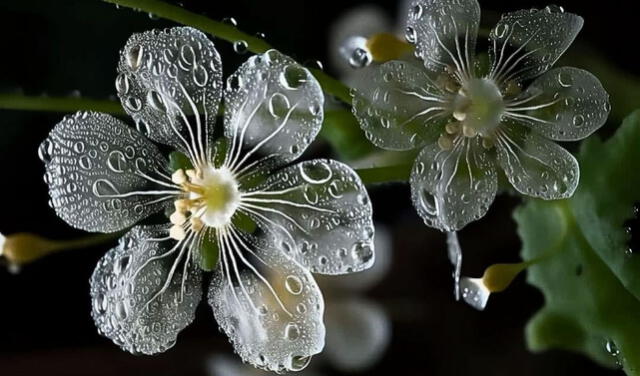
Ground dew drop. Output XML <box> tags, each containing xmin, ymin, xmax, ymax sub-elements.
<box><xmin>268</xmin><ymin>92</ymin><xmax>291</xmax><ymax>118</ymax></box>
<box><xmin>348</xmin><ymin>47</ymin><xmax>372</xmax><ymax>69</ymax></box>
<box><xmin>233</xmin><ymin>40</ymin><xmax>248</xmax><ymax>54</ymax></box>
<box><xmin>285</xmin><ymin>275</ymin><xmax>303</xmax><ymax>295</ymax></box>
<box><xmin>39</xmin><ymin>140</ymin><xmax>53</xmax><ymax>163</ymax></box>
<box><xmin>126</xmin><ymin>45</ymin><xmax>143</xmax><ymax>71</ymax></box>
<box><xmin>284</xmin><ymin>322</ymin><xmax>300</xmax><ymax>340</ymax></box>
<box><xmin>280</xmin><ymin>64</ymin><xmax>307</xmax><ymax>90</ymax></box>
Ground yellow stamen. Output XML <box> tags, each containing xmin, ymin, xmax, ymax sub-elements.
<box><xmin>462</xmin><ymin>125</ymin><xmax>477</xmax><ymax>138</ymax></box>
<box><xmin>445</xmin><ymin>122</ymin><xmax>461</xmax><ymax>135</ymax></box>
<box><xmin>169</xmin><ymin>225</ymin><xmax>186</xmax><ymax>241</ymax></box>
<box><xmin>438</xmin><ymin>134</ymin><xmax>454</xmax><ymax>151</ymax></box>
<box><xmin>190</xmin><ymin>217</ymin><xmax>204</xmax><ymax>232</ymax></box>
<box><xmin>365</xmin><ymin>32</ymin><xmax>413</xmax><ymax>62</ymax></box>
<box><xmin>170</xmin><ymin>211</ymin><xmax>187</xmax><ymax>225</ymax></box>
<box><xmin>172</xmin><ymin>169</ymin><xmax>187</xmax><ymax>185</ymax></box>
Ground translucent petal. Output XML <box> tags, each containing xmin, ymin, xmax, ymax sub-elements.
<box><xmin>324</xmin><ymin>299</ymin><xmax>391</xmax><ymax>372</ymax></box>
<box><xmin>90</xmin><ymin>226</ymin><xmax>202</xmax><ymax>355</ymax></box>
<box><xmin>410</xmin><ymin>137</ymin><xmax>498</xmax><ymax>232</ymax></box>
<box><xmin>223</xmin><ymin>50</ymin><xmax>324</xmax><ymax>170</ymax></box>
<box><xmin>495</xmin><ymin>122</ymin><xmax>579</xmax><ymax>199</ymax></box>
<box><xmin>406</xmin><ymin>0</ymin><xmax>480</xmax><ymax>74</ymax></box>
<box><xmin>317</xmin><ymin>223</ymin><xmax>392</xmax><ymax>292</ymax></box>
<box><xmin>488</xmin><ymin>7</ymin><xmax>583</xmax><ymax>83</ymax></box>
<box><xmin>117</xmin><ymin>27</ymin><xmax>222</xmax><ymax>159</ymax></box>
<box><xmin>506</xmin><ymin>67</ymin><xmax>610</xmax><ymax>141</ymax></box>
<box><xmin>351</xmin><ymin>61</ymin><xmax>448</xmax><ymax>151</ymax></box>
<box><xmin>242</xmin><ymin>159</ymin><xmax>374</xmax><ymax>275</ymax></box>
<box><xmin>40</xmin><ymin>112</ymin><xmax>172</xmax><ymax>233</ymax></box>
<box><xmin>208</xmin><ymin>231</ymin><xmax>325</xmax><ymax>372</ymax></box>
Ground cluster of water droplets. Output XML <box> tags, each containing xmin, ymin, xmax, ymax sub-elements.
<box><xmin>90</xmin><ymin>226</ymin><xmax>202</xmax><ymax>355</ymax></box>
<box><xmin>39</xmin><ymin>112</ymin><xmax>170</xmax><ymax>233</ymax></box>
<box><xmin>208</xmin><ymin>233</ymin><xmax>325</xmax><ymax>372</ymax></box>
<box><xmin>222</xmin><ymin>49</ymin><xmax>324</xmax><ymax>164</ymax></box>
<box><xmin>246</xmin><ymin>159</ymin><xmax>375</xmax><ymax>275</ymax></box>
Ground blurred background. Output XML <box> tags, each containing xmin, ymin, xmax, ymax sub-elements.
<box><xmin>0</xmin><ymin>0</ymin><xmax>635</xmax><ymax>375</ymax></box>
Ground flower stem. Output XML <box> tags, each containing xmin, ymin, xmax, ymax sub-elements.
<box><xmin>0</xmin><ymin>93</ymin><xmax>124</xmax><ymax>114</ymax></box>
<box><xmin>355</xmin><ymin>164</ymin><xmax>413</xmax><ymax>185</ymax></box>
<box><xmin>103</xmin><ymin>0</ymin><xmax>352</xmax><ymax>103</ymax></box>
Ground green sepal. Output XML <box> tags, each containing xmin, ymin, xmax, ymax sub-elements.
<box><xmin>197</xmin><ymin>234</ymin><xmax>220</xmax><ymax>272</ymax></box>
<box><xmin>232</xmin><ymin>210</ymin><xmax>257</xmax><ymax>235</ymax></box>
<box><xmin>169</xmin><ymin>151</ymin><xmax>193</xmax><ymax>172</ymax></box>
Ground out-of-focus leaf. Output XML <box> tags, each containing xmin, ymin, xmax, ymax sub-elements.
<box><xmin>320</xmin><ymin>109</ymin><xmax>377</xmax><ymax>161</ymax></box>
<box><xmin>516</xmin><ymin>111</ymin><xmax>640</xmax><ymax>375</ymax></box>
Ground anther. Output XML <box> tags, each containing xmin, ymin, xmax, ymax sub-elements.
<box><xmin>190</xmin><ymin>217</ymin><xmax>204</xmax><ymax>232</ymax></box>
<box><xmin>170</xmin><ymin>211</ymin><xmax>187</xmax><ymax>225</ymax></box>
<box><xmin>174</xmin><ymin>199</ymin><xmax>189</xmax><ymax>212</ymax></box>
<box><xmin>172</xmin><ymin>169</ymin><xmax>187</xmax><ymax>185</ymax></box>
<box><xmin>169</xmin><ymin>225</ymin><xmax>186</xmax><ymax>241</ymax></box>
<box><xmin>445</xmin><ymin>122</ymin><xmax>461</xmax><ymax>135</ymax></box>
<box><xmin>453</xmin><ymin>110</ymin><xmax>467</xmax><ymax>121</ymax></box>
<box><xmin>438</xmin><ymin>134</ymin><xmax>454</xmax><ymax>151</ymax></box>
<box><xmin>462</xmin><ymin>125</ymin><xmax>477</xmax><ymax>138</ymax></box>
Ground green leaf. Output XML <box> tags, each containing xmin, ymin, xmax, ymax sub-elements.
<box><xmin>516</xmin><ymin>111</ymin><xmax>640</xmax><ymax>374</ymax></box>
<box><xmin>320</xmin><ymin>109</ymin><xmax>377</xmax><ymax>161</ymax></box>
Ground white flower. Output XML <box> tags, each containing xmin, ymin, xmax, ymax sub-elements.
<box><xmin>352</xmin><ymin>0</ymin><xmax>610</xmax><ymax>232</ymax></box>
<box><xmin>39</xmin><ymin>27</ymin><xmax>375</xmax><ymax>372</ymax></box>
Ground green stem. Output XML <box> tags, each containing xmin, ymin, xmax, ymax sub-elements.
<box><xmin>355</xmin><ymin>164</ymin><xmax>413</xmax><ymax>185</ymax></box>
<box><xmin>104</xmin><ymin>0</ymin><xmax>352</xmax><ymax>104</ymax></box>
<box><xmin>0</xmin><ymin>93</ymin><xmax>124</xmax><ymax>114</ymax></box>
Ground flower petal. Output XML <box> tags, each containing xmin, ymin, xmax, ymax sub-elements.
<box><xmin>324</xmin><ymin>299</ymin><xmax>391</xmax><ymax>372</ymax></box>
<box><xmin>410</xmin><ymin>137</ymin><xmax>497</xmax><ymax>231</ymax></box>
<box><xmin>406</xmin><ymin>0</ymin><xmax>481</xmax><ymax>75</ymax></box>
<box><xmin>495</xmin><ymin>122</ymin><xmax>579</xmax><ymax>199</ymax></box>
<box><xmin>90</xmin><ymin>225</ymin><xmax>202</xmax><ymax>355</ymax></box>
<box><xmin>208</xmin><ymin>231</ymin><xmax>325</xmax><ymax>372</ymax></box>
<box><xmin>488</xmin><ymin>7</ymin><xmax>583</xmax><ymax>83</ymax></box>
<box><xmin>117</xmin><ymin>27</ymin><xmax>223</xmax><ymax>161</ymax></box>
<box><xmin>40</xmin><ymin>112</ymin><xmax>173</xmax><ymax>233</ymax></box>
<box><xmin>506</xmin><ymin>67</ymin><xmax>610</xmax><ymax>141</ymax></box>
<box><xmin>222</xmin><ymin>50</ymin><xmax>324</xmax><ymax>171</ymax></box>
<box><xmin>352</xmin><ymin>61</ymin><xmax>448</xmax><ymax>151</ymax></box>
<box><xmin>242</xmin><ymin>159</ymin><xmax>374</xmax><ymax>275</ymax></box>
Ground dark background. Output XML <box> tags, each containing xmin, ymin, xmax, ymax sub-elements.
<box><xmin>0</xmin><ymin>0</ymin><xmax>634</xmax><ymax>375</ymax></box>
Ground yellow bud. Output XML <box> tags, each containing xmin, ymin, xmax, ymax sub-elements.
<box><xmin>482</xmin><ymin>263</ymin><xmax>528</xmax><ymax>293</ymax></box>
<box><xmin>1</xmin><ymin>232</ymin><xmax>115</xmax><ymax>268</ymax></box>
<box><xmin>365</xmin><ymin>32</ymin><xmax>413</xmax><ymax>62</ymax></box>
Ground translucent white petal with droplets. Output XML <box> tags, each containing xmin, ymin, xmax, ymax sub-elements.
<box><xmin>90</xmin><ymin>225</ymin><xmax>202</xmax><ymax>355</ymax></box>
<box><xmin>117</xmin><ymin>27</ymin><xmax>223</xmax><ymax>162</ymax></box>
<box><xmin>223</xmin><ymin>50</ymin><xmax>324</xmax><ymax>170</ymax></box>
<box><xmin>242</xmin><ymin>159</ymin><xmax>374</xmax><ymax>275</ymax></box>
<box><xmin>495</xmin><ymin>122</ymin><xmax>579</xmax><ymax>200</ymax></box>
<box><xmin>488</xmin><ymin>7</ymin><xmax>583</xmax><ymax>83</ymax></box>
<box><xmin>40</xmin><ymin>112</ymin><xmax>172</xmax><ymax>233</ymax></box>
<box><xmin>208</xmin><ymin>231</ymin><xmax>325</xmax><ymax>372</ymax></box>
<box><xmin>506</xmin><ymin>67</ymin><xmax>610</xmax><ymax>141</ymax></box>
<box><xmin>406</xmin><ymin>0</ymin><xmax>480</xmax><ymax>75</ymax></box>
<box><xmin>352</xmin><ymin>61</ymin><xmax>448</xmax><ymax>151</ymax></box>
<box><xmin>410</xmin><ymin>138</ymin><xmax>497</xmax><ymax>232</ymax></box>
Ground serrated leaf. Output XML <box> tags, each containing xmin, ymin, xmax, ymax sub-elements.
<box><xmin>516</xmin><ymin>110</ymin><xmax>640</xmax><ymax>375</ymax></box>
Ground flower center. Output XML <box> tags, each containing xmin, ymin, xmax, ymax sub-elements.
<box><xmin>169</xmin><ymin>165</ymin><xmax>240</xmax><ymax>240</ymax></box>
<box><xmin>453</xmin><ymin>78</ymin><xmax>505</xmax><ymax>133</ymax></box>
<box><xmin>437</xmin><ymin>77</ymin><xmax>506</xmax><ymax>151</ymax></box>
